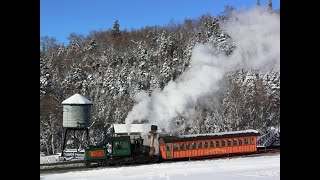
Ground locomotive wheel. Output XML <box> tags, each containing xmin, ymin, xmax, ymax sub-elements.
<box><xmin>101</xmin><ymin>160</ymin><xmax>106</xmax><ymax>166</ymax></box>
<box><xmin>85</xmin><ymin>161</ymin><xmax>91</xmax><ymax>167</ymax></box>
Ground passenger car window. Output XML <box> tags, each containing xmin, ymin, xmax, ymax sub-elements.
<box><xmin>174</xmin><ymin>144</ymin><xmax>179</xmax><ymax>151</ymax></box>
<box><xmin>166</xmin><ymin>144</ymin><xmax>171</xmax><ymax>151</ymax></box>
<box><xmin>186</xmin><ymin>143</ymin><xmax>190</xmax><ymax>150</ymax></box>
<box><xmin>180</xmin><ymin>143</ymin><xmax>185</xmax><ymax>150</ymax></box>
<box><xmin>216</xmin><ymin>140</ymin><xmax>220</xmax><ymax>147</ymax></box>
<box><xmin>239</xmin><ymin>139</ymin><xmax>243</xmax><ymax>145</ymax></box>
<box><xmin>222</xmin><ymin>140</ymin><xmax>226</xmax><ymax>147</ymax></box>
<box><xmin>250</xmin><ymin>137</ymin><xmax>254</xmax><ymax>144</ymax></box>
<box><xmin>198</xmin><ymin>142</ymin><xmax>202</xmax><ymax>149</ymax></box>
<box><xmin>233</xmin><ymin>139</ymin><xmax>237</xmax><ymax>146</ymax></box>
<box><xmin>192</xmin><ymin>142</ymin><xmax>197</xmax><ymax>149</ymax></box>
<box><xmin>204</xmin><ymin>141</ymin><xmax>208</xmax><ymax>148</ymax></box>
<box><xmin>228</xmin><ymin>139</ymin><xmax>232</xmax><ymax>146</ymax></box>
<box><xmin>244</xmin><ymin>138</ymin><xmax>248</xmax><ymax>145</ymax></box>
<box><xmin>210</xmin><ymin>141</ymin><xmax>214</xmax><ymax>148</ymax></box>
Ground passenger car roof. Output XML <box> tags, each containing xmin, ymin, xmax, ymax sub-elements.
<box><xmin>160</xmin><ymin>130</ymin><xmax>260</xmax><ymax>143</ymax></box>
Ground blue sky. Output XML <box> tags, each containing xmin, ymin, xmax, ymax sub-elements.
<box><xmin>40</xmin><ymin>0</ymin><xmax>280</xmax><ymax>45</ymax></box>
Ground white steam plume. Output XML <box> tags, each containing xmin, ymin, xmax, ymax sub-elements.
<box><xmin>225</xmin><ymin>8</ymin><xmax>280</xmax><ymax>71</ymax></box>
<box><xmin>125</xmin><ymin>91</ymin><xmax>150</xmax><ymax>134</ymax></box>
<box><xmin>125</xmin><ymin>7</ymin><xmax>279</xmax><ymax>134</ymax></box>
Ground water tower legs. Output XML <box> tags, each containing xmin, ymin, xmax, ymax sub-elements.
<box><xmin>61</xmin><ymin>128</ymin><xmax>68</xmax><ymax>157</ymax></box>
<box><xmin>86</xmin><ymin>128</ymin><xmax>89</xmax><ymax>147</ymax></box>
<box><xmin>61</xmin><ymin>127</ymin><xmax>90</xmax><ymax>157</ymax></box>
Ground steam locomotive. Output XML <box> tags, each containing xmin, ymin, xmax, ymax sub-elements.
<box><xmin>84</xmin><ymin>124</ymin><xmax>260</xmax><ymax>167</ymax></box>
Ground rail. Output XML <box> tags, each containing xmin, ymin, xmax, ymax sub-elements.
<box><xmin>40</xmin><ymin>160</ymin><xmax>86</xmax><ymax>167</ymax></box>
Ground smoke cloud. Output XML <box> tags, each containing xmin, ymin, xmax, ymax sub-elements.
<box><xmin>125</xmin><ymin>7</ymin><xmax>279</xmax><ymax>134</ymax></box>
<box><xmin>125</xmin><ymin>91</ymin><xmax>150</xmax><ymax>134</ymax></box>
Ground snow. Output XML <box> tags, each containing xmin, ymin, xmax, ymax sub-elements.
<box><xmin>113</xmin><ymin>124</ymin><xmax>150</xmax><ymax>134</ymax></box>
<box><xmin>182</xmin><ymin>129</ymin><xmax>259</xmax><ymax>138</ymax></box>
<box><xmin>62</xmin><ymin>93</ymin><xmax>93</xmax><ymax>105</ymax></box>
<box><xmin>113</xmin><ymin>124</ymin><xmax>163</xmax><ymax>135</ymax></box>
<box><xmin>40</xmin><ymin>153</ymin><xmax>279</xmax><ymax>180</ymax></box>
<box><xmin>40</xmin><ymin>154</ymin><xmax>61</xmax><ymax>164</ymax></box>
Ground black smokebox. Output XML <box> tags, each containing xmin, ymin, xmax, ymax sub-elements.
<box><xmin>151</xmin><ymin>125</ymin><xmax>157</xmax><ymax>131</ymax></box>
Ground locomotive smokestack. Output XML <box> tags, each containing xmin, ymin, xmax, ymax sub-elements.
<box><xmin>149</xmin><ymin>125</ymin><xmax>158</xmax><ymax>156</ymax></box>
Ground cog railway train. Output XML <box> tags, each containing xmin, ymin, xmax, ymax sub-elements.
<box><xmin>84</xmin><ymin>125</ymin><xmax>261</xmax><ymax>167</ymax></box>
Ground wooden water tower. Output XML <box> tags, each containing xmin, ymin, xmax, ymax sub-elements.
<box><xmin>61</xmin><ymin>93</ymin><xmax>93</xmax><ymax>156</ymax></box>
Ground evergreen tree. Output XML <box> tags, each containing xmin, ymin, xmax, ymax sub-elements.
<box><xmin>112</xmin><ymin>20</ymin><xmax>121</xmax><ymax>37</ymax></box>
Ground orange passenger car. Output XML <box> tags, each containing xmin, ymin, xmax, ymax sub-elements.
<box><xmin>159</xmin><ymin>130</ymin><xmax>260</xmax><ymax>159</ymax></box>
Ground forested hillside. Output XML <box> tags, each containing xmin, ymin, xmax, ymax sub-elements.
<box><xmin>40</xmin><ymin>6</ymin><xmax>279</xmax><ymax>155</ymax></box>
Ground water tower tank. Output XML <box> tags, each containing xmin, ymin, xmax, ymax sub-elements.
<box><xmin>62</xmin><ymin>93</ymin><xmax>93</xmax><ymax>128</ymax></box>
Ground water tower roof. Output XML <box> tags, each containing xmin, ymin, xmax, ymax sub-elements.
<box><xmin>62</xmin><ymin>93</ymin><xmax>93</xmax><ymax>105</ymax></box>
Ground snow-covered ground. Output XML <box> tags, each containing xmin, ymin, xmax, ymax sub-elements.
<box><xmin>40</xmin><ymin>154</ymin><xmax>62</xmax><ymax>164</ymax></box>
<box><xmin>40</xmin><ymin>154</ymin><xmax>84</xmax><ymax>164</ymax></box>
<box><xmin>41</xmin><ymin>153</ymin><xmax>280</xmax><ymax>180</ymax></box>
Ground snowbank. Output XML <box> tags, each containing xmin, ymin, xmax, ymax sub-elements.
<box><xmin>41</xmin><ymin>153</ymin><xmax>280</xmax><ymax>180</ymax></box>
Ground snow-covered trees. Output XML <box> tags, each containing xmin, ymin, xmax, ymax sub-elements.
<box><xmin>40</xmin><ymin>7</ymin><xmax>279</xmax><ymax>154</ymax></box>
<box><xmin>217</xmin><ymin>70</ymin><xmax>280</xmax><ymax>132</ymax></box>
<box><xmin>112</xmin><ymin>20</ymin><xmax>121</xmax><ymax>38</ymax></box>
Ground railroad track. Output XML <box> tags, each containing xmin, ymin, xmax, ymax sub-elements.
<box><xmin>40</xmin><ymin>160</ymin><xmax>86</xmax><ymax>167</ymax></box>
<box><xmin>257</xmin><ymin>146</ymin><xmax>280</xmax><ymax>153</ymax></box>
<box><xmin>40</xmin><ymin>147</ymin><xmax>280</xmax><ymax>174</ymax></box>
